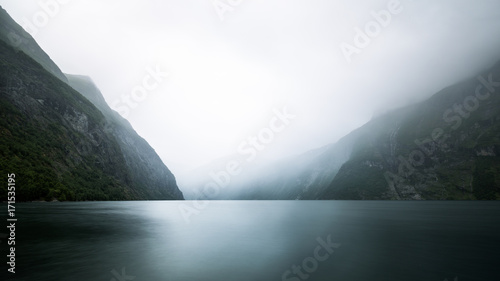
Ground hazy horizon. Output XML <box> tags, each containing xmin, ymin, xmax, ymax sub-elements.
<box><xmin>3</xmin><ymin>0</ymin><xmax>500</xmax><ymax>188</ymax></box>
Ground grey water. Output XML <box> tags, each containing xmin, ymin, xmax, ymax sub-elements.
<box><xmin>1</xmin><ymin>201</ymin><xmax>499</xmax><ymax>281</ymax></box>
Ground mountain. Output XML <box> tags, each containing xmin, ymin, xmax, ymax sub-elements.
<box><xmin>0</xmin><ymin>6</ymin><xmax>183</xmax><ymax>201</ymax></box>
<box><xmin>220</xmin><ymin>142</ymin><xmax>352</xmax><ymax>200</ymax></box>
<box><xmin>182</xmin><ymin>129</ymin><xmax>354</xmax><ymax>200</ymax></box>
<box><xmin>206</xmin><ymin>61</ymin><xmax>500</xmax><ymax>200</ymax></box>
<box><xmin>0</xmin><ymin>6</ymin><xmax>67</xmax><ymax>82</ymax></box>
<box><xmin>241</xmin><ymin>134</ymin><xmax>356</xmax><ymax>200</ymax></box>
<box><xmin>320</xmin><ymin>62</ymin><xmax>500</xmax><ymax>200</ymax></box>
<box><xmin>65</xmin><ymin>74</ymin><xmax>183</xmax><ymax>200</ymax></box>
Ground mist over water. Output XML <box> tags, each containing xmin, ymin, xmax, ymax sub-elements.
<box><xmin>4</xmin><ymin>0</ymin><xmax>500</xmax><ymax>182</ymax></box>
<box><xmin>3</xmin><ymin>201</ymin><xmax>499</xmax><ymax>281</ymax></box>
<box><xmin>2</xmin><ymin>2</ymin><xmax>500</xmax><ymax>280</ymax></box>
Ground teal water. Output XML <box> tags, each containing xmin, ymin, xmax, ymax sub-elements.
<box><xmin>1</xmin><ymin>201</ymin><xmax>499</xmax><ymax>281</ymax></box>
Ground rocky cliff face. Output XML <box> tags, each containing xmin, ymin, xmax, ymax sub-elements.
<box><xmin>66</xmin><ymin>74</ymin><xmax>183</xmax><ymax>200</ymax></box>
<box><xmin>0</xmin><ymin>6</ymin><xmax>183</xmax><ymax>201</ymax></box>
<box><xmin>0</xmin><ymin>6</ymin><xmax>67</xmax><ymax>82</ymax></box>
<box><xmin>226</xmin><ymin>62</ymin><xmax>500</xmax><ymax>200</ymax></box>
<box><xmin>320</xmin><ymin>62</ymin><xmax>500</xmax><ymax>200</ymax></box>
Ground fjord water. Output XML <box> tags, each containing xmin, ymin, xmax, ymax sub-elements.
<box><xmin>3</xmin><ymin>201</ymin><xmax>499</xmax><ymax>281</ymax></box>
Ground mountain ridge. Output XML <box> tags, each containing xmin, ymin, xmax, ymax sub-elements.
<box><xmin>193</xmin><ymin>59</ymin><xmax>500</xmax><ymax>200</ymax></box>
<box><xmin>0</xmin><ymin>6</ymin><xmax>183</xmax><ymax>201</ymax></box>
<box><xmin>65</xmin><ymin>73</ymin><xmax>184</xmax><ymax>200</ymax></box>
<box><xmin>320</xmin><ymin>60</ymin><xmax>500</xmax><ymax>200</ymax></box>
<box><xmin>0</xmin><ymin>6</ymin><xmax>67</xmax><ymax>82</ymax></box>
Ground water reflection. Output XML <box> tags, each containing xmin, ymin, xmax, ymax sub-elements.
<box><xmin>1</xmin><ymin>201</ymin><xmax>498</xmax><ymax>281</ymax></box>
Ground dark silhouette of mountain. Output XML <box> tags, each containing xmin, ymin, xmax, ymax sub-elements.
<box><xmin>0</xmin><ymin>6</ymin><xmax>67</xmax><ymax>82</ymax></box>
<box><xmin>0</xmin><ymin>6</ymin><xmax>183</xmax><ymax>201</ymax></box>
<box><xmin>66</xmin><ymin>74</ymin><xmax>183</xmax><ymax>200</ymax></box>
<box><xmin>320</xmin><ymin>62</ymin><xmax>500</xmax><ymax>200</ymax></box>
<box><xmin>218</xmin><ymin>61</ymin><xmax>500</xmax><ymax>200</ymax></box>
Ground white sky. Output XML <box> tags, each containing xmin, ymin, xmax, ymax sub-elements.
<box><xmin>3</xmin><ymin>0</ymin><xmax>500</xmax><ymax>182</ymax></box>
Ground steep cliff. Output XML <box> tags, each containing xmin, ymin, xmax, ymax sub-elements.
<box><xmin>66</xmin><ymin>74</ymin><xmax>183</xmax><ymax>200</ymax></box>
<box><xmin>0</xmin><ymin>6</ymin><xmax>67</xmax><ymax>82</ymax></box>
<box><xmin>0</xmin><ymin>6</ymin><xmax>183</xmax><ymax>201</ymax></box>
<box><xmin>224</xmin><ymin>61</ymin><xmax>500</xmax><ymax>200</ymax></box>
<box><xmin>320</xmin><ymin>62</ymin><xmax>500</xmax><ymax>200</ymax></box>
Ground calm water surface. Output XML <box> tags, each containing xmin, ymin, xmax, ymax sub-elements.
<box><xmin>1</xmin><ymin>201</ymin><xmax>499</xmax><ymax>281</ymax></box>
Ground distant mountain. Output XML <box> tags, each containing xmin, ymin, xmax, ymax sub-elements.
<box><xmin>183</xmin><ymin>129</ymin><xmax>353</xmax><ymax>200</ymax></box>
<box><xmin>210</xmin><ymin>61</ymin><xmax>500</xmax><ymax>200</ymax></box>
<box><xmin>320</xmin><ymin>62</ymin><xmax>500</xmax><ymax>200</ymax></box>
<box><xmin>0</xmin><ymin>6</ymin><xmax>183</xmax><ymax>201</ymax></box>
<box><xmin>223</xmin><ymin>142</ymin><xmax>352</xmax><ymax>200</ymax></box>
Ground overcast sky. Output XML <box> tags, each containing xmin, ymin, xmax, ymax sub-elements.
<box><xmin>3</xmin><ymin>0</ymin><xmax>500</xmax><ymax>181</ymax></box>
